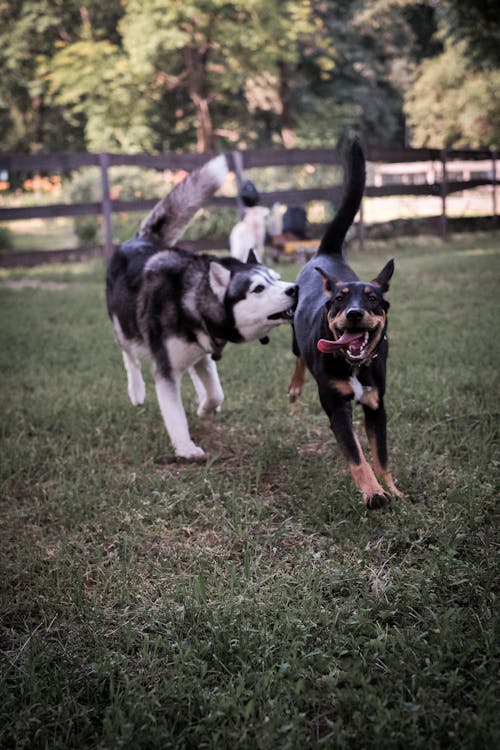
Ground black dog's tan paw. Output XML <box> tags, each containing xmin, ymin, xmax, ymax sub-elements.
<box><xmin>288</xmin><ymin>357</ymin><xmax>306</xmax><ymax>403</ymax></box>
<box><xmin>365</xmin><ymin>492</ymin><xmax>391</xmax><ymax>510</ymax></box>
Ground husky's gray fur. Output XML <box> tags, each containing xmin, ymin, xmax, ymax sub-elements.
<box><xmin>106</xmin><ymin>156</ymin><xmax>297</xmax><ymax>460</ymax></box>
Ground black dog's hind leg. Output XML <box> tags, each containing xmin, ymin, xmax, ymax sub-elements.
<box><xmin>363</xmin><ymin>399</ymin><xmax>402</xmax><ymax>498</ymax></box>
<box><xmin>288</xmin><ymin>326</ymin><xmax>307</xmax><ymax>402</ymax></box>
<box><xmin>318</xmin><ymin>384</ymin><xmax>391</xmax><ymax>509</ymax></box>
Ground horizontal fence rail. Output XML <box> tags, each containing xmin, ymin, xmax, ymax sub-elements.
<box><xmin>0</xmin><ymin>145</ymin><xmax>497</xmax><ymax>261</ymax></box>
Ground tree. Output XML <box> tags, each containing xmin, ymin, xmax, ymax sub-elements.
<box><xmin>47</xmin><ymin>39</ymin><xmax>159</xmax><ymax>152</ymax></box>
<box><xmin>0</xmin><ymin>0</ymin><xmax>79</xmax><ymax>152</ymax></box>
<box><xmin>404</xmin><ymin>41</ymin><xmax>500</xmax><ymax>148</ymax></box>
<box><xmin>341</xmin><ymin>0</ymin><xmax>440</xmax><ymax>145</ymax></box>
<box><xmin>437</xmin><ymin>0</ymin><xmax>500</xmax><ymax>70</ymax></box>
<box><xmin>117</xmin><ymin>0</ymin><xmax>331</xmax><ymax>152</ymax></box>
<box><xmin>0</xmin><ymin>0</ymin><xmax>123</xmax><ymax>152</ymax></box>
<box><xmin>2</xmin><ymin>0</ymin><xmax>498</xmax><ymax>154</ymax></box>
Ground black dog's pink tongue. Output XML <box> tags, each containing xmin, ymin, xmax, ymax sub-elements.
<box><xmin>317</xmin><ymin>331</ymin><xmax>364</xmax><ymax>354</ymax></box>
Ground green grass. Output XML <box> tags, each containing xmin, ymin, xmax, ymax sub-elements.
<box><xmin>1</xmin><ymin>232</ymin><xmax>499</xmax><ymax>749</ymax></box>
<box><xmin>0</xmin><ymin>218</ymin><xmax>79</xmax><ymax>252</ymax></box>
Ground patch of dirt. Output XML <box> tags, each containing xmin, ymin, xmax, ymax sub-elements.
<box><xmin>0</xmin><ymin>279</ymin><xmax>71</xmax><ymax>290</ymax></box>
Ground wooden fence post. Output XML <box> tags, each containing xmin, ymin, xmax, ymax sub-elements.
<box><xmin>491</xmin><ymin>149</ymin><xmax>497</xmax><ymax>223</ymax></box>
<box><xmin>358</xmin><ymin>198</ymin><xmax>365</xmax><ymax>252</ymax></box>
<box><xmin>439</xmin><ymin>148</ymin><xmax>448</xmax><ymax>240</ymax></box>
<box><xmin>231</xmin><ymin>150</ymin><xmax>246</xmax><ymax>220</ymax></box>
<box><xmin>99</xmin><ymin>152</ymin><xmax>114</xmax><ymax>259</ymax></box>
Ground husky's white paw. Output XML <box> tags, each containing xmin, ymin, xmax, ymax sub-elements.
<box><xmin>197</xmin><ymin>398</ymin><xmax>223</xmax><ymax>417</ymax></box>
<box><xmin>175</xmin><ymin>442</ymin><xmax>206</xmax><ymax>461</ymax></box>
<box><xmin>128</xmin><ymin>379</ymin><xmax>146</xmax><ymax>406</ymax></box>
<box><xmin>288</xmin><ymin>385</ymin><xmax>302</xmax><ymax>403</ymax></box>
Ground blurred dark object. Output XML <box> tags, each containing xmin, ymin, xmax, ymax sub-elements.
<box><xmin>282</xmin><ymin>206</ymin><xmax>307</xmax><ymax>238</ymax></box>
<box><xmin>240</xmin><ymin>180</ymin><xmax>260</xmax><ymax>207</ymax></box>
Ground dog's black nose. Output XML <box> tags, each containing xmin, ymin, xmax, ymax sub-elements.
<box><xmin>287</xmin><ymin>284</ymin><xmax>299</xmax><ymax>298</ymax></box>
<box><xmin>346</xmin><ymin>307</ymin><xmax>364</xmax><ymax>322</ymax></box>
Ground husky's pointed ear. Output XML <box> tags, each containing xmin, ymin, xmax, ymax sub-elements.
<box><xmin>209</xmin><ymin>262</ymin><xmax>231</xmax><ymax>302</ymax></box>
<box><xmin>246</xmin><ymin>248</ymin><xmax>258</xmax><ymax>264</ymax></box>
<box><xmin>372</xmin><ymin>259</ymin><xmax>394</xmax><ymax>293</ymax></box>
<box><xmin>315</xmin><ymin>267</ymin><xmax>339</xmax><ymax>297</ymax></box>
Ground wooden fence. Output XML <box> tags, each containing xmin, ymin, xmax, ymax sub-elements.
<box><xmin>0</xmin><ymin>145</ymin><xmax>497</xmax><ymax>261</ymax></box>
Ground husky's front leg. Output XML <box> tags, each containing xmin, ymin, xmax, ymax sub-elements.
<box><xmin>154</xmin><ymin>371</ymin><xmax>205</xmax><ymax>460</ymax></box>
<box><xmin>189</xmin><ymin>355</ymin><xmax>224</xmax><ymax>417</ymax></box>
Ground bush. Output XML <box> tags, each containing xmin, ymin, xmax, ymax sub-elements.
<box><xmin>183</xmin><ymin>206</ymin><xmax>236</xmax><ymax>241</ymax></box>
<box><xmin>0</xmin><ymin>225</ymin><xmax>14</xmax><ymax>250</ymax></box>
<box><xmin>67</xmin><ymin>167</ymin><xmax>170</xmax><ymax>245</ymax></box>
<box><xmin>68</xmin><ymin>168</ymin><xmax>101</xmax><ymax>245</ymax></box>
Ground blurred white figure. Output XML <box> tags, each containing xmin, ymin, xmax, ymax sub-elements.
<box><xmin>268</xmin><ymin>202</ymin><xmax>283</xmax><ymax>237</ymax></box>
<box><xmin>229</xmin><ymin>205</ymin><xmax>270</xmax><ymax>262</ymax></box>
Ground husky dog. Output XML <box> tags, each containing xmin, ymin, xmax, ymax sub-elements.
<box><xmin>229</xmin><ymin>205</ymin><xmax>270</xmax><ymax>262</ymax></box>
<box><xmin>106</xmin><ymin>155</ymin><xmax>297</xmax><ymax>460</ymax></box>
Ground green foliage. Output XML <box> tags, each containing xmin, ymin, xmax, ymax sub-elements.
<box><xmin>67</xmin><ymin>166</ymin><xmax>172</xmax><ymax>244</ymax></box>
<box><xmin>0</xmin><ymin>225</ymin><xmax>14</xmax><ymax>250</ymax></box>
<box><xmin>1</xmin><ymin>234</ymin><xmax>500</xmax><ymax>748</ymax></box>
<box><xmin>405</xmin><ymin>41</ymin><xmax>500</xmax><ymax>148</ymax></box>
<box><xmin>67</xmin><ymin>168</ymin><xmax>101</xmax><ymax>245</ymax></box>
<box><xmin>0</xmin><ymin>1</ymin><xmax>498</xmax><ymax>153</ymax></box>
<box><xmin>437</xmin><ymin>0</ymin><xmax>500</xmax><ymax>69</ymax></box>
<box><xmin>47</xmin><ymin>40</ymin><xmax>158</xmax><ymax>152</ymax></box>
<box><xmin>0</xmin><ymin>0</ymin><xmax>122</xmax><ymax>152</ymax></box>
<box><xmin>183</xmin><ymin>206</ymin><xmax>236</xmax><ymax>242</ymax></box>
<box><xmin>287</xmin><ymin>0</ymin><xmax>440</xmax><ymax>147</ymax></box>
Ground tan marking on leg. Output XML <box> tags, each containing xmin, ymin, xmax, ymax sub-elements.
<box><xmin>330</xmin><ymin>381</ymin><xmax>378</xmax><ymax>408</ymax></box>
<box><xmin>381</xmin><ymin>472</ymin><xmax>403</xmax><ymax>498</ymax></box>
<box><xmin>359</xmin><ymin>387</ymin><xmax>379</xmax><ymax>410</ymax></box>
<box><xmin>349</xmin><ymin>435</ymin><xmax>389</xmax><ymax>508</ymax></box>
<box><xmin>288</xmin><ymin>357</ymin><xmax>307</xmax><ymax>402</ymax></box>
<box><xmin>330</xmin><ymin>379</ymin><xmax>354</xmax><ymax>397</ymax></box>
<box><xmin>367</xmin><ymin>432</ymin><xmax>403</xmax><ymax>498</ymax></box>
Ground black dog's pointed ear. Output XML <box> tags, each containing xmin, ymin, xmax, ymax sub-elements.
<box><xmin>246</xmin><ymin>248</ymin><xmax>258</xmax><ymax>264</ymax></box>
<box><xmin>315</xmin><ymin>267</ymin><xmax>340</xmax><ymax>297</ymax></box>
<box><xmin>372</xmin><ymin>259</ymin><xmax>394</xmax><ymax>293</ymax></box>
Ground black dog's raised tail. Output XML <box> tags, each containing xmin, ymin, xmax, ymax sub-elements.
<box><xmin>317</xmin><ymin>139</ymin><xmax>366</xmax><ymax>257</ymax></box>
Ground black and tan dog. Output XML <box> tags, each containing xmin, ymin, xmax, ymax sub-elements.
<box><xmin>288</xmin><ymin>140</ymin><xmax>402</xmax><ymax>508</ymax></box>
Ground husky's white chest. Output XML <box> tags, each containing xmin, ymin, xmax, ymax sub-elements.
<box><xmin>165</xmin><ymin>335</ymin><xmax>209</xmax><ymax>372</ymax></box>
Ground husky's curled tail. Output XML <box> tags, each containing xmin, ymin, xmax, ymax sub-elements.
<box><xmin>138</xmin><ymin>154</ymin><xmax>229</xmax><ymax>247</ymax></box>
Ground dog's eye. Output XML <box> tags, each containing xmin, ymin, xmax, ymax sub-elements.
<box><xmin>335</xmin><ymin>294</ymin><xmax>344</xmax><ymax>302</ymax></box>
<box><xmin>253</xmin><ymin>284</ymin><xmax>265</xmax><ymax>294</ymax></box>
<box><xmin>368</xmin><ymin>294</ymin><xmax>378</xmax><ymax>303</ymax></box>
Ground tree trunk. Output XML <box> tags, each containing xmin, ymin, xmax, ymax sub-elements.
<box><xmin>183</xmin><ymin>46</ymin><xmax>214</xmax><ymax>153</ymax></box>
<box><xmin>278</xmin><ymin>61</ymin><xmax>295</xmax><ymax>149</ymax></box>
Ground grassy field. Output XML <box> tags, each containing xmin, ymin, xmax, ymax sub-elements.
<box><xmin>0</xmin><ymin>218</ymin><xmax>79</xmax><ymax>252</ymax></box>
<box><xmin>1</xmin><ymin>232</ymin><xmax>499</xmax><ymax>749</ymax></box>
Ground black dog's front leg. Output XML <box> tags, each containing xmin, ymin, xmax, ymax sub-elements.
<box><xmin>363</xmin><ymin>398</ymin><xmax>402</xmax><ymax>499</ymax></box>
<box><xmin>318</xmin><ymin>383</ymin><xmax>390</xmax><ymax>509</ymax></box>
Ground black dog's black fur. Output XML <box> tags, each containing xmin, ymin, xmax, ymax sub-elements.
<box><xmin>289</xmin><ymin>140</ymin><xmax>402</xmax><ymax>508</ymax></box>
